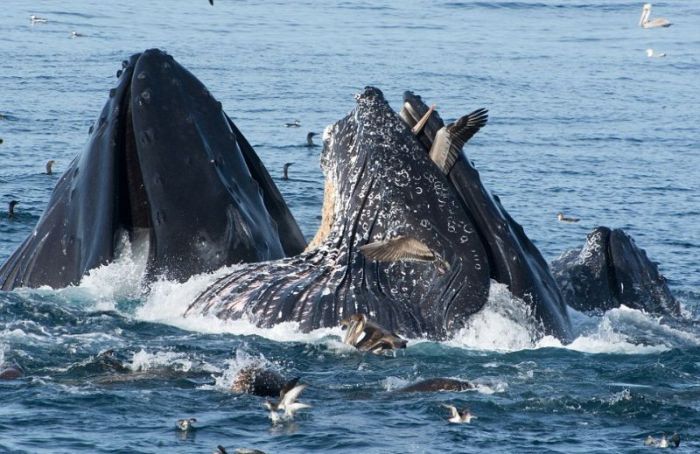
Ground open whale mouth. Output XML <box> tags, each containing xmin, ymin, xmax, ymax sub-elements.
<box><xmin>0</xmin><ymin>49</ymin><xmax>306</xmax><ymax>290</ymax></box>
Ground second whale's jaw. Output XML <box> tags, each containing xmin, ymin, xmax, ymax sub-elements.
<box><xmin>186</xmin><ymin>87</ymin><xmax>492</xmax><ymax>340</ymax></box>
<box><xmin>0</xmin><ymin>49</ymin><xmax>306</xmax><ymax>290</ymax></box>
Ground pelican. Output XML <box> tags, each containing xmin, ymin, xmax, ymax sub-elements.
<box><xmin>646</xmin><ymin>49</ymin><xmax>666</xmax><ymax>58</ymax></box>
<box><xmin>639</xmin><ymin>4</ymin><xmax>672</xmax><ymax>28</ymax></box>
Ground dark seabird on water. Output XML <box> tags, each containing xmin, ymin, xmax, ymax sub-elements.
<box><xmin>306</xmin><ymin>132</ymin><xmax>317</xmax><ymax>147</ymax></box>
<box><xmin>8</xmin><ymin>200</ymin><xmax>19</xmax><ymax>219</ymax></box>
<box><xmin>282</xmin><ymin>163</ymin><xmax>293</xmax><ymax>180</ymax></box>
<box><xmin>30</xmin><ymin>15</ymin><xmax>48</xmax><ymax>24</ymax></box>
<box><xmin>285</xmin><ymin>119</ymin><xmax>301</xmax><ymax>128</ymax></box>
<box><xmin>46</xmin><ymin>160</ymin><xmax>55</xmax><ymax>175</ymax></box>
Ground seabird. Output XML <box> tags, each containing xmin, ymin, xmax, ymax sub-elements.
<box><xmin>306</xmin><ymin>132</ymin><xmax>317</xmax><ymax>147</ymax></box>
<box><xmin>46</xmin><ymin>160</ymin><xmax>55</xmax><ymax>175</ymax></box>
<box><xmin>442</xmin><ymin>404</ymin><xmax>477</xmax><ymax>424</ymax></box>
<box><xmin>557</xmin><ymin>212</ymin><xmax>580</xmax><ymax>223</ymax></box>
<box><xmin>285</xmin><ymin>120</ymin><xmax>301</xmax><ymax>128</ymax></box>
<box><xmin>340</xmin><ymin>313</ymin><xmax>407</xmax><ymax>353</ymax></box>
<box><xmin>71</xmin><ymin>31</ymin><xmax>85</xmax><ymax>38</ymax></box>
<box><xmin>213</xmin><ymin>446</ymin><xmax>227</xmax><ymax>454</ymax></box>
<box><xmin>359</xmin><ymin>236</ymin><xmax>451</xmax><ymax>273</ymax></box>
<box><xmin>8</xmin><ymin>200</ymin><xmax>19</xmax><ymax>219</ymax></box>
<box><xmin>264</xmin><ymin>380</ymin><xmax>310</xmax><ymax>423</ymax></box>
<box><xmin>0</xmin><ymin>138</ymin><xmax>3</xmax><ymax>144</ymax></box>
<box><xmin>646</xmin><ymin>49</ymin><xmax>666</xmax><ymax>58</ymax></box>
<box><xmin>175</xmin><ymin>418</ymin><xmax>197</xmax><ymax>431</ymax></box>
<box><xmin>30</xmin><ymin>15</ymin><xmax>48</xmax><ymax>24</ymax></box>
<box><xmin>282</xmin><ymin>163</ymin><xmax>293</xmax><ymax>180</ymax></box>
<box><xmin>639</xmin><ymin>3</ymin><xmax>671</xmax><ymax>28</ymax></box>
<box><xmin>209</xmin><ymin>0</ymin><xmax>214</xmax><ymax>5</ymax></box>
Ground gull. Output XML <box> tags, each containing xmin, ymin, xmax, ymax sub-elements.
<box><xmin>646</xmin><ymin>49</ymin><xmax>666</xmax><ymax>58</ymax></box>
<box><xmin>639</xmin><ymin>4</ymin><xmax>671</xmax><ymax>29</ymax></box>
<box><xmin>442</xmin><ymin>404</ymin><xmax>477</xmax><ymax>424</ymax></box>
<box><xmin>175</xmin><ymin>418</ymin><xmax>197</xmax><ymax>431</ymax></box>
<box><xmin>557</xmin><ymin>212</ymin><xmax>580</xmax><ymax>223</ymax></box>
<box><xmin>264</xmin><ymin>379</ymin><xmax>310</xmax><ymax>423</ymax></box>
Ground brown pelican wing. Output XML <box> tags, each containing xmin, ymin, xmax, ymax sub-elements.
<box><xmin>445</xmin><ymin>108</ymin><xmax>488</xmax><ymax>149</ymax></box>
<box><xmin>428</xmin><ymin>108</ymin><xmax>488</xmax><ymax>175</ymax></box>
<box><xmin>359</xmin><ymin>236</ymin><xmax>436</xmax><ymax>262</ymax></box>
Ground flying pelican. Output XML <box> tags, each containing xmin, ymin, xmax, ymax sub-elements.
<box><xmin>646</xmin><ymin>48</ymin><xmax>666</xmax><ymax>58</ymax></box>
<box><xmin>639</xmin><ymin>4</ymin><xmax>672</xmax><ymax>28</ymax></box>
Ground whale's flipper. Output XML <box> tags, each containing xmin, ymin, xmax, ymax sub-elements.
<box><xmin>429</xmin><ymin>108</ymin><xmax>488</xmax><ymax>175</ymax></box>
<box><xmin>359</xmin><ymin>236</ymin><xmax>436</xmax><ymax>263</ymax></box>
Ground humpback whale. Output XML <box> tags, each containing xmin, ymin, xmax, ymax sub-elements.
<box><xmin>187</xmin><ymin>87</ymin><xmax>571</xmax><ymax>340</ymax></box>
<box><xmin>550</xmin><ymin>227</ymin><xmax>679</xmax><ymax>316</ymax></box>
<box><xmin>0</xmin><ymin>49</ymin><xmax>305</xmax><ymax>290</ymax></box>
<box><xmin>187</xmin><ymin>87</ymin><xmax>492</xmax><ymax>339</ymax></box>
<box><xmin>400</xmin><ymin>92</ymin><xmax>572</xmax><ymax>340</ymax></box>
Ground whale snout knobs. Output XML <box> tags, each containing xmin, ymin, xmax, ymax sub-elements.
<box><xmin>340</xmin><ymin>313</ymin><xmax>407</xmax><ymax>354</ymax></box>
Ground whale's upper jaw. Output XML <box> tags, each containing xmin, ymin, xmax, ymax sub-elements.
<box><xmin>0</xmin><ymin>49</ymin><xmax>306</xmax><ymax>290</ymax></box>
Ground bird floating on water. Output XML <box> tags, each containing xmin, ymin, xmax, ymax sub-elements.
<box><xmin>264</xmin><ymin>379</ymin><xmax>310</xmax><ymax>423</ymax></box>
<box><xmin>8</xmin><ymin>200</ymin><xmax>19</xmax><ymax>219</ymax></box>
<box><xmin>639</xmin><ymin>3</ymin><xmax>671</xmax><ymax>28</ymax></box>
<box><xmin>557</xmin><ymin>212</ymin><xmax>580</xmax><ymax>223</ymax></box>
<box><xmin>30</xmin><ymin>15</ymin><xmax>48</xmax><ymax>24</ymax></box>
<box><xmin>213</xmin><ymin>446</ymin><xmax>227</xmax><ymax>454</ymax></box>
<box><xmin>71</xmin><ymin>31</ymin><xmax>85</xmax><ymax>38</ymax></box>
<box><xmin>46</xmin><ymin>160</ymin><xmax>55</xmax><ymax>175</ymax></box>
<box><xmin>646</xmin><ymin>49</ymin><xmax>666</xmax><ymax>58</ymax></box>
<box><xmin>175</xmin><ymin>418</ymin><xmax>197</xmax><ymax>431</ymax></box>
<box><xmin>282</xmin><ymin>162</ymin><xmax>293</xmax><ymax>180</ymax></box>
<box><xmin>306</xmin><ymin>132</ymin><xmax>317</xmax><ymax>147</ymax></box>
<box><xmin>644</xmin><ymin>433</ymin><xmax>680</xmax><ymax>448</ymax></box>
<box><xmin>285</xmin><ymin>119</ymin><xmax>301</xmax><ymax>128</ymax></box>
<box><xmin>442</xmin><ymin>404</ymin><xmax>477</xmax><ymax>424</ymax></box>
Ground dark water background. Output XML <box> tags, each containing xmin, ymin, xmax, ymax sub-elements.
<box><xmin>1</xmin><ymin>1</ymin><xmax>699</xmax><ymax>452</ymax></box>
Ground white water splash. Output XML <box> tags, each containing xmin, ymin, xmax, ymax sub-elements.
<box><xmin>203</xmin><ymin>347</ymin><xmax>272</xmax><ymax>391</ymax></box>
<box><xmin>127</xmin><ymin>349</ymin><xmax>194</xmax><ymax>372</ymax></box>
<box><xmin>446</xmin><ymin>281</ymin><xmax>542</xmax><ymax>351</ymax></box>
<box><xmin>46</xmin><ymin>243</ymin><xmax>697</xmax><ymax>356</ymax></box>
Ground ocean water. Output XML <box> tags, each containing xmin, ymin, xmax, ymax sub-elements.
<box><xmin>1</xmin><ymin>1</ymin><xmax>699</xmax><ymax>452</ymax></box>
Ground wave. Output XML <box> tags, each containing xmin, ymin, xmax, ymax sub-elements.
<box><xmin>11</xmin><ymin>246</ymin><xmax>694</xmax><ymax>356</ymax></box>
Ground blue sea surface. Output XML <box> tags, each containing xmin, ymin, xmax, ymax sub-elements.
<box><xmin>1</xmin><ymin>1</ymin><xmax>699</xmax><ymax>452</ymax></box>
